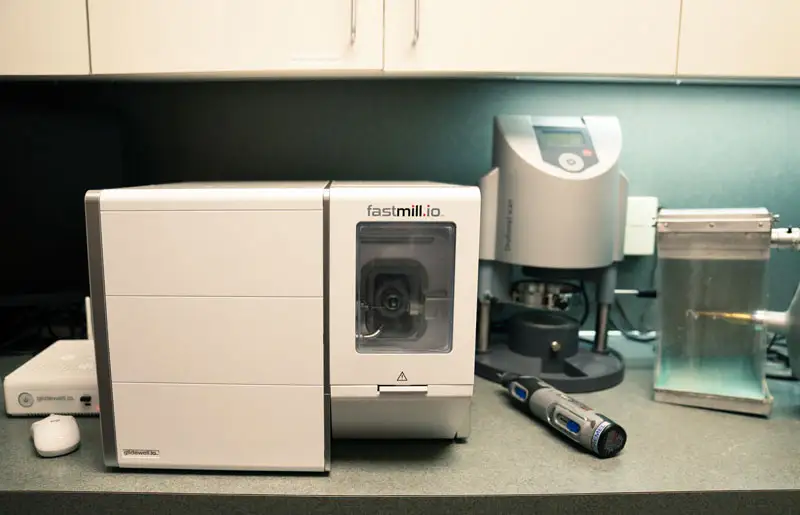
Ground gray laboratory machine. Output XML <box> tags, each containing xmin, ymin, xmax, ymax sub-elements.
<box><xmin>769</xmin><ymin>227</ymin><xmax>800</xmax><ymax>377</ymax></box>
<box><xmin>759</xmin><ymin>281</ymin><xmax>800</xmax><ymax>380</ymax></box>
<box><xmin>476</xmin><ymin>115</ymin><xmax>629</xmax><ymax>393</ymax></box>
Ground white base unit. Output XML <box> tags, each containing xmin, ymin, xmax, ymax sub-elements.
<box><xmin>3</xmin><ymin>340</ymin><xmax>98</xmax><ymax>417</ymax></box>
<box><xmin>86</xmin><ymin>180</ymin><xmax>480</xmax><ymax>472</ymax></box>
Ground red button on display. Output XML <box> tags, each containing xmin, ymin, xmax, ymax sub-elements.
<box><xmin>582</xmin><ymin>149</ymin><xmax>593</xmax><ymax>157</ymax></box>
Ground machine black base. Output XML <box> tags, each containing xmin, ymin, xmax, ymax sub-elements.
<box><xmin>476</xmin><ymin>309</ymin><xmax>625</xmax><ymax>393</ymax></box>
<box><xmin>475</xmin><ymin>342</ymin><xmax>625</xmax><ymax>394</ymax></box>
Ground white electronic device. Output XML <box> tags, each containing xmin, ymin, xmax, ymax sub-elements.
<box><xmin>476</xmin><ymin>115</ymin><xmax>628</xmax><ymax>394</ymax></box>
<box><xmin>31</xmin><ymin>414</ymin><xmax>81</xmax><ymax>458</ymax></box>
<box><xmin>85</xmin><ymin>181</ymin><xmax>480</xmax><ymax>472</ymax></box>
<box><xmin>3</xmin><ymin>339</ymin><xmax>99</xmax><ymax>417</ymax></box>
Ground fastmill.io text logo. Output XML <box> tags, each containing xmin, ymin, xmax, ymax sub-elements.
<box><xmin>366</xmin><ymin>204</ymin><xmax>442</xmax><ymax>217</ymax></box>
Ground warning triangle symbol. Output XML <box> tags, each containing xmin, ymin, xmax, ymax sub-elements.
<box><xmin>397</xmin><ymin>371</ymin><xmax>408</xmax><ymax>382</ymax></box>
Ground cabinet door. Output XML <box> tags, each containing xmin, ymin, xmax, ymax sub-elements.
<box><xmin>88</xmin><ymin>0</ymin><xmax>383</xmax><ymax>76</ymax></box>
<box><xmin>0</xmin><ymin>0</ymin><xmax>90</xmax><ymax>75</ymax></box>
<box><xmin>384</xmin><ymin>0</ymin><xmax>681</xmax><ymax>76</ymax></box>
<box><xmin>678</xmin><ymin>1</ymin><xmax>800</xmax><ymax>78</ymax></box>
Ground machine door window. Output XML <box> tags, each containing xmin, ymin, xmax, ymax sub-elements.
<box><xmin>355</xmin><ymin>222</ymin><xmax>456</xmax><ymax>354</ymax></box>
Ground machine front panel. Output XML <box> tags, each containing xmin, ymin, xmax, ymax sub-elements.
<box><xmin>100</xmin><ymin>209</ymin><xmax>323</xmax><ymax>298</ymax></box>
<box><xmin>330</xmin><ymin>390</ymin><xmax>471</xmax><ymax>439</ymax></box>
<box><xmin>533</xmin><ymin>125</ymin><xmax>599</xmax><ymax>173</ymax></box>
<box><xmin>105</xmin><ymin>296</ymin><xmax>323</xmax><ymax>386</ymax></box>
<box><xmin>327</xmin><ymin>184</ymin><xmax>480</xmax><ymax>388</ymax></box>
<box><xmin>113</xmin><ymin>383</ymin><xmax>326</xmax><ymax>471</ymax></box>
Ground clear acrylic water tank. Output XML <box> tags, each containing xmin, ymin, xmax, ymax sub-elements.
<box><xmin>654</xmin><ymin>208</ymin><xmax>774</xmax><ymax>416</ymax></box>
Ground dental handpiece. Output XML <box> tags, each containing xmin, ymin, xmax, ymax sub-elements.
<box><xmin>502</xmin><ymin>375</ymin><xmax>627</xmax><ymax>459</ymax></box>
<box><xmin>687</xmin><ymin>309</ymin><xmax>790</xmax><ymax>332</ymax></box>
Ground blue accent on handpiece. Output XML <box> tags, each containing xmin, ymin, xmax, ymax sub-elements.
<box><xmin>511</xmin><ymin>383</ymin><xmax>528</xmax><ymax>401</ymax></box>
<box><xmin>566</xmin><ymin>420</ymin><xmax>580</xmax><ymax>433</ymax></box>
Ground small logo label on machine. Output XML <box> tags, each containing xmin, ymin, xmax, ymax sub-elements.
<box><xmin>36</xmin><ymin>395</ymin><xmax>75</xmax><ymax>402</ymax></box>
<box><xmin>122</xmin><ymin>449</ymin><xmax>160</xmax><ymax>458</ymax></box>
<box><xmin>397</xmin><ymin>371</ymin><xmax>408</xmax><ymax>382</ymax></box>
<box><xmin>504</xmin><ymin>199</ymin><xmax>513</xmax><ymax>252</ymax></box>
<box><xmin>367</xmin><ymin>205</ymin><xmax>442</xmax><ymax>218</ymax></box>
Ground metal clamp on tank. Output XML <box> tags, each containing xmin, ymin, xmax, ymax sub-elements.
<box><xmin>475</xmin><ymin>115</ymin><xmax>628</xmax><ymax>394</ymax></box>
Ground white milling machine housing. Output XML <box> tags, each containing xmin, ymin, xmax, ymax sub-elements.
<box><xmin>85</xmin><ymin>181</ymin><xmax>480</xmax><ymax>472</ymax></box>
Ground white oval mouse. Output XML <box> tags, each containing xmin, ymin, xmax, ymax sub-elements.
<box><xmin>30</xmin><ymin>414</ymin><xmax>81</xmax><ymax>458</ymax></box>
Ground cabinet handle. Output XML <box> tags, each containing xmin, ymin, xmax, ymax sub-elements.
<box><xmin>412</xmin><ymin>0</ymin><xmax>420</xmax><ymax>45</ymax></box>
<box><xmin>350</xmin><ymin>0</ymin><xmax>357</xmax><ymax>44</ymax></box>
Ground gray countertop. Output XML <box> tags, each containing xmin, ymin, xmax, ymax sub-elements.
<box><xmin>2</xmin><ymin>336</ymin><xmax>800</xmax><ymax>514</ymax></box>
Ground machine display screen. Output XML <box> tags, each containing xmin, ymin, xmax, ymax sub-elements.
<box><xmin>536</xmin><ymin>128</ymin><xmax>585</xmax><ymax>147</ymax></box>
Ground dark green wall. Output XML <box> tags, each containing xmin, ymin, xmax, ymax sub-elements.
<box><xmin>3</xmin><ymin>79</ymin><xmax>799</xmax><ymax>312</ymax></box>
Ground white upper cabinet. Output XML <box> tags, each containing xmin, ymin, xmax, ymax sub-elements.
<box><xmin>87</xmin><ymin>0</ymin><xmax>384</xmax><ymax>76</ymax></box>
<box><xmin>11</xmin><ymin>0</ymin><xmax>800</xmax><ymax>81</ymax></box>
<box><xmin>383</xmin><ymin>0</ymin><xmax>682</xmax><ymax>77</ymax></box>
<box><xmin>678</xmin><ymin>1</ymin><xmax>800</xmax><ymax>78</ymax></box>
<box><xmin>0</xmin><ymin>0</ymin><xmax>90</xmax><ymax>75</ymax></box>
